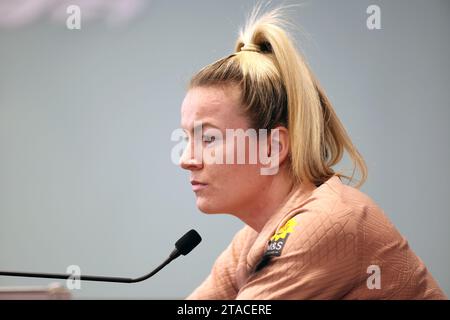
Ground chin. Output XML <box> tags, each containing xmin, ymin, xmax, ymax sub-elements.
<box><xmin>196</xmin><ymin>198</ymin><xmax>224</xmax><ymax>214</ymax></box>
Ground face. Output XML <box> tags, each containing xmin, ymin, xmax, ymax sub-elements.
<box><xmin>180</xmin><ymin>85</ymin><xmax>271</xmax><ymax>215</ymax></box>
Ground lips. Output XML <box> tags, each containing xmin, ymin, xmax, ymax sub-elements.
<box><xmin>191</xmin><ymin>180</ymin><xmax>208</xmax><ymax>192</ymax></box>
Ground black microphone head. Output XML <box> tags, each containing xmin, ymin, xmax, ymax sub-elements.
<box><xmin>175</xmin><ymin>229</ymin><xmax>202</xmax><ymax>256</ymax></box>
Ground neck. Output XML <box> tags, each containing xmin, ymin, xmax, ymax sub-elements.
<box><xmin>233</xmin><ymin>169</ymin><xmax>312</xmax><ymax>233</ymax></box>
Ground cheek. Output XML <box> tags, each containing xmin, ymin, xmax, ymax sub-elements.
<box><xmin>206</xmin><ymin>137</ymin><xmax>264</xmax><ymax>191</ymax></box>
<box><xmin>196</xmin><ymin>136</ymin><xmax>266</xmax><ymax>212</ymax></box>
<box><xmin>214</xmin><ymin>163</ymin><xmax>262</xmax><ymax>197</ymax></box>
<box><xmin>196</xmin><ymin>163</ymin><xmax>262</xmax><ymax>213</ymax></box>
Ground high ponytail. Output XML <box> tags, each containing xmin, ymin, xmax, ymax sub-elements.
<box><xmin>189</xmin><ymin>4</ymin><xmax>368</xmax><ymax>189</ymax></box>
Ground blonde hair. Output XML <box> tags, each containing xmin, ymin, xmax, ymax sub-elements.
<box><xmin>188</xmin><ymin>4</ymin><xmax>368</xmax><ymax>189</ymax></box>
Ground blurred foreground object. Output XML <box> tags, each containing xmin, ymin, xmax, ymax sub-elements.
<box><xmin>0</xmin><ymin>0</ymin><xmax>147</xmax><ymax>28</ymax></box>
<box><xmin>0</xmin><ymin>282</ymin><xmax>71</xmax><ymax>300</ymax></box>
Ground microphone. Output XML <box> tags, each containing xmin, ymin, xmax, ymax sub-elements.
<box><xmin>0</xmin><ymin>229</ymin><xmax>202</xmax><ymax>283</ymax></box>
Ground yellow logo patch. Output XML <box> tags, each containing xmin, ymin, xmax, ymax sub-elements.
<box><xmin>254</xmin><ymin>217</ymin><xmax>299</xmax><ymax>272</ymax></box>
<box><xmin>270</xmin><ymin>218</ymin><xmax>298</xmax><ymax>241</ymax></box>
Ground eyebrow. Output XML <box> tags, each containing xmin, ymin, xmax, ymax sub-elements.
<box><xmin>183</xmin><ymin>122</ymin><xmax>222</xmax><ymax>133</ymax></box>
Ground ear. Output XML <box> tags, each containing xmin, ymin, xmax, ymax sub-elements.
<box><xmin>267</xmin><ymin>126</ymin><xmax>290</xmax><ymax>166</ymax></box>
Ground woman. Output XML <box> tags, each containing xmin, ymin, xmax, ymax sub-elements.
<box><xmin>179</xmin><ymin>6</ymin><xmax>446</xmax><ymax>299</ymax></box>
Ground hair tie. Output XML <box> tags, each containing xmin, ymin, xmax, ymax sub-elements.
<box><xmin>240</xmin><ymin>43</ymin><xmax>261</xmax><ymax>53</ymax></box>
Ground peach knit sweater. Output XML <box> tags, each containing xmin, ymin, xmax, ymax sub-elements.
<box><xmin>187</xmin><ymin>175</ymin><xmax>447</xmax><ymax>299</ymax></box>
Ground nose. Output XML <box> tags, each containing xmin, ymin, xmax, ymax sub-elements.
<box><xmin>180</xmin><ymin>139</ymin><xmax>203</xmax><ymax>171</ymax></box>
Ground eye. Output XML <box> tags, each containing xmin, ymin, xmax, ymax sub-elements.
<box><xmin>202</xmin><ymin>135</ymin><xmax>216</xmax><ymax>143</ymax></box>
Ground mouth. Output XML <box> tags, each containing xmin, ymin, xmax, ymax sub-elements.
<box><xmin>191</xmin><ymin>180</ymin><xmax>208</xmax><ymax>192</ymax></box>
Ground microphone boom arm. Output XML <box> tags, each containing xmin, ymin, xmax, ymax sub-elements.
<box><xmin>0</xmin><ymin>250</ymin><xmax>179</xmax><ymax>283</ymax></box>
<box><xmin>0</xmin><ymin>229</ymin><xmax>201</xmax><ymax>284</ymax></box>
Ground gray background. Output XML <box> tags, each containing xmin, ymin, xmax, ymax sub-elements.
<box><xmin>0</xmin><ymin>0</ymin><xmax>449</xmax><ymax>299</ymax></box>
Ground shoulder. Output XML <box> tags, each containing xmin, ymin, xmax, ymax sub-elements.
<box><xmin>245</xmin><ymin>182</ymin><xmax>363</xmax><ymax>298</ymax></box>
<box><xmin>311</xmin><ymin>175</ymin><xmax>401</xmax><ymax>241</ymax></box>
<box><xmin>325</xmin><ymin>176</ymin><xmax>404</xmax><ymax>244</ymax></box>
<box><xmin>280</xmin><ymin>175</ymin><xmax>398</xmax><ymax>267</ymax></box>
<box><xmin>284</xmin><ymin>176</ymin><xmax>361</xmax><ymax>248</ymax></box>
<box><xmin>281</xmin><ymin>196</ymin><xmax>358</xmax><ymax>270</ymax></box>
